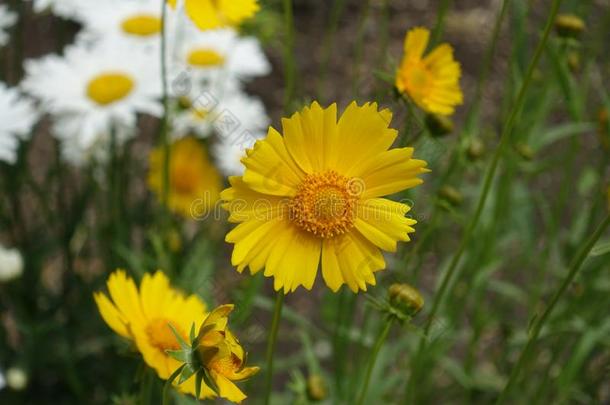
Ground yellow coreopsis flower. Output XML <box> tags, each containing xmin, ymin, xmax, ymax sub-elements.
<box><xmin>222</xmin><ymin>101</ymin><xmax>429</xmax><ymax>293</ymax></box>
<box><xmin>93</xmin><ymin>270</ymin><xmax>213</xmax><ymax>399</ymax></box>
<box><xmin>396</xmin><ymin>27</ymin><xmax>463</xmax><ymax>116</ymax></box>
<box><xmin>167</xmin><ymin>0</ymin><xmax>259</xmax><ymax>31</ymax></box>
<box><xmin>148</xmin><ymin>137</ymin><xmax>222</xmax><ymax>218</ymax></box>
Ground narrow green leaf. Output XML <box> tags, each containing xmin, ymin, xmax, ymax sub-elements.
<box><xmin>590</xmin><ymin>240</ymin><xmax>610</xmax><ymax>256</ymax></box>
<box><xmin>168</xmin><ymin>323</ymin><xmax>190</xmax><ymax>351</ymax></box>
<box><xmin>165</xmin><ymin>349</ymin><xmax>188</xmax><ymax>363</ymax></box>
<box><xmin>178</xmin><ymin>365</ymin><xmax>196</xmax><ymax>384</ymax></box>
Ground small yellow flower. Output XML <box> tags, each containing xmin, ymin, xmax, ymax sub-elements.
<box><xmin>396</xmin><ymin>27</ymin><xmax>463</xmax><ymax>116</ymax></box>
<box><xmin>93</xmin><ymin>270</ymin><xmax>213</xmax><ymax>399</ymax></box>
<box><xmin>167</xmin><ymin>0</ymin><xmax>259</xmax><ymax>31</ymax></box>
<box><xmin>148</xmin><ymin>137</ymin><xmax>222</xmax><ymax>218</ymax></box>
<box><xmin>222</xmin><ymin>101</ymin><xmax>429</xmax><ymax>293</ymax></box>
<box><xmin>194</xmin><ymin>305</ymin><xmax>259</xmax><ymax>403</ymax></box>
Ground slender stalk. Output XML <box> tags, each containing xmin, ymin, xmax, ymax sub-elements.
<box><xmin>160</xmin><ymin>0</ymin><xmax>171</xmax><ymax>208</ymax></box>
<box><xmin>317</xmin><ymin>0</ymin><xmax>348</xmax><ymax>101</ymax></box>
<box><xmin>430</xmin><ymin>0</ymin><xmax>452</xmax><ymax>46</ymax></box>
<box><xmin>496</xmin><ymin>213</ymin><xmax>610</xmax><ymax>404</ymax></box>
<box><xmin>282</xmin><ymin>0</ymin><xmax>296</xmax><ymax>114</ymax></box>
<box><xmin>263</xmin><ymin>292</ymin><xmax>285</xmax><ymax>405</ymax></box>
<box><xmin>351</xmin><ymin>0</ymin><xmax>371</xmax><ymax>98</ymax></box>
<box><xmin>356</xmin><ymin>319</ymin><xmax>393</xmax><ymax>405</ymax></box>
<box><xmin>405</xmin><ymin>0</ymin><xmax>562</xmax><ymax>401</ymax></box>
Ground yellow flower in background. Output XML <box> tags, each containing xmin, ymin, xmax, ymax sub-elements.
<box><xmin>396</xmin><ymin>27</ymin><xmax>463</xmax><ymax>116</ymax></box>
<box><xmin>194</xmin><ymin>305</ymin><xmax>259</xmax><ymax>403</ymax></box>
<box><xmin>167</xmin><ymin>0</ymin><xmax>260</xmax><ymax>31</ymax></box>
<box><xmin>93</xmin><ymin>270</ymin><xmax>213</xmax><ymax>399</ymax></box>
<box><xmin>148</xmin><ymin>137</ymin><xmax>221</xmax><ymax>218</ymax></box>
<box><xmin>222</xmin><ymin>102</ymin><xmax>429</xmax><ymax>293</ymax></box>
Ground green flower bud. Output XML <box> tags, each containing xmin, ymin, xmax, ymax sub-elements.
<box><xmin>567</xmin><ymin>51</ymin><xmax>580</xmax><ymax>74</ymax></box>
<box><xmin>388</xmin><ymin>283</ymin><xmax>424</xmax><ymax>317</ymax></box>
<box><xmin>515</xmin><ymin>143</ymin><xmax>535</xmax><ymax>161</ymax></box>
<box><xmin>425</xmin><ymin>113</ymin><xmax>454</xmax><ymax>137</ymax></box>
<box><xmin>466</xmin><ymin>138</ymin><xmax>485</xmax><ymax>161</ymax></box>
<box><xmin>439</xmin><ymin>185</ymin><xmax>463</xmax><ymax>207</ymax></box>
<box><xmin>554</xmin><ymin>14</ymin><xmax>585</xmax><ymax>39</ymax></box>
<box><xmin>306</xmin><ymin>374</ymin><xmax>328</xmax><ymax>401</ymax></box>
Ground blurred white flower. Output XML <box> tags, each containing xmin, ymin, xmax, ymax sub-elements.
<box><xmin>212</xmin><ymin>131</ymin><xmax>262</xmax><ymax>176</ymax></box>
<box><xmin>0</xmin><ymin>82</ymin><xmax>37</xmax><ymax>164</ymax></box>
<box><xmin>0</xmin><ymin>368</ymin><xmax>5</xmax><ymax>391</ymax></box>
<box><xmin>6</xmin><ymin>367</ymin><xmax>27</xmax><ymax>391</ymax></box>
<box><xmin>0</xmin><ymin>244</ymin><xmax>24</xmax><ymax>282</ymax></box>
<box><xmin>76</xmin><ymin>0</ymin><xmax>176</xmax><ymax>51</ymax></box>
<box><xmin>171</xmin><ymin>27</ymin><xmax>270</xmax><ymax>85</ymax></box>
<box><xmin>26</xmin><ymin>0</ymin><xmax>84</xmax><ymax>21</ymax></box>
<box><xmin>173</xmin><ymin>84</ymin><xmax>269</xmax><ymax>139</ymax></box>
<box><xmin>22</xmin><ymin>38</ymin><xmax>162</xmax><ymax>165</ymax></box>
<box><xmin>0</xmin><ymin>5</ymin><xmax>17</xmax><ymax>47</ymax></box>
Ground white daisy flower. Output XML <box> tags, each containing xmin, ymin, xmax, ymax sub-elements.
<box><xmin>171</xmin><ymin>27</ymin><xmax>270</xmax><ymax>85</ymax></box>
<box><xmin>0</xmin><ymin>244</ymin><xmax>24</xmax><ymax>283</ymax></box>
<box><xmin>25</xmin><ymin>0</ymin><xmax>84</xmax><ymax>21</ymax></box>
<box><xmin>0</xmin><ymin>83</ymin><xmax>37</xmax><ymax>164</ymax></box>
<box><xmin>173</xmin><ymin>83</ymin><xmax>269</xmax><ymax>140</ymax></box>
<box><xmin>77</xmin><ymin>0</ymin><xmax>175</xmax><ymax>51</ymax></box>
<box><xmin>0</xmin><ymin>5</ymin><xmax>16</xmax><ymax>47</ymax></box>
<box><xmin>22</xmin><ymin>39</ymin><xmax>162</xmax><ymax>165</ymax></box>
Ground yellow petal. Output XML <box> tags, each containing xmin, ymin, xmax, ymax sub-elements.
<box><xmin>106</xmin><ymin>269</ymin><xmax>146</xmax><ymax>327</ymax></box>
<box><xmin>212</xmin><ymin>371</ymin><xmax>247</xmax><ymax>403</ymax></box>
<box><xmin>404</xmin><ymin>27</ymin><xmax>430</xmax><ymax>60</ymax></box>
<box><xmin>93</xmin><ymin>292</ymin><xmax>130</xmax><ymax>339</ymax></box>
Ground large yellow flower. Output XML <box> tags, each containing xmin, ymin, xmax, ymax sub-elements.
<box><xmin>93</xmin><ymin>270</ymin><xmax>213</xmax><ymax>399</ymax></box>
<box><xmin>167</xmin><ymin>0</ymin><xmax>259</xmax><ymax>31</ymax></box>
<box><xmin>148</xmin><ymin>137</ymin><xmax>222</xmax><ymax>218</ymax></box>
<box><xmin>396</xmin><ymin>27</ymin><xmax>463</xmax><ymax>116</ymax></box>
<box><xmin>221</xmin><ymin>102</ymin><xmax>429</xmax><ymax>293</ymax></box>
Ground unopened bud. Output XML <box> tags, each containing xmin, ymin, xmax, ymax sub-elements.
<box><xmin>555</xmin><ymin>14</ymin><xmax>585</xmax><ymax>39</ymax></box>
<box><xmin>425</xmin><ymin>113</ymin><xmax>454</xmax><ymax>137</ymax></box>
<box><xmin>388</xmin><ymin>283</ymin><xmax>424</xmax><ymax>316</ymax></box>
<box><xmin>567</xmin><ymin>51</ymin><xmax>580</xmax><ymax>74</ymax></box>
<box><xmin>466</xmin><ymin>138</ymin><xmax>485</xmax><ymax>161</ymax></box>
<box><xmin>306</xmin><ymin>374</ymin><xmax>328</xmax><ymax>401</ymax></box>
<box><xmin>178</xmin><ymin>96</ymin><xmax>192</xmax><ymax>110</ymax></box>
<box><xmin>6</xmin><ymin>367</ymin><xmax>27</xmax><ymax>391</ymax></box>
<box><xmin>515</xmin><ymin>143</ymin><xmax>535</xmax><ymax>161</ymax></box>
<box><xmin>439</xmin><ymin>185</ymin><xmax>463</xmax><ymax>207</ymax></box>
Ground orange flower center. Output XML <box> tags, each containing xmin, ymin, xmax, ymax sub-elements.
<box><xmin>210</xmin><ymin>353</ymin><xmax>242</xmax><ymax>376</ymax></box>
<box><xmin>402</xmin><ymin>62</ymin><xmax>433</xmax><ymax>98</ymax></box>
<box><xmin>172</xmin><ymin>160</ymin><xmax>201</xmax><ymax>195</ymax></box>
<box><xmin>289</xmin><ymin>171</ymin><xmax>358</xmax><ymax>238</ymax></box>
<box><xmin>145</xmin><ymin>318</ymin><xmax>184</xmax><ymax>352</ymax></box>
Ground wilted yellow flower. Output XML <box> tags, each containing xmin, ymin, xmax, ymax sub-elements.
<box><xmin>222</xmin><ymin>102</ymin><xmax>429</xmax><ymax>293</ymax></box>
<box><xmin>93</xmin><ymin>270</ymin><xmax>213</xmax><ymax>399</ymax></box>
<box><xmin>148</xmin><ymin>137</ymin><xmax>221</xmax><ymax>218</ymax></box>
<box><xmin>554</xmin><ymin>14</ymin><xmax>585</xmax><ymax>39</ymax></box>
<box><xmin>167</xmin><ymin>0</ymin><xmax>259</xmax><ymax>31</ymax></box>
<box><xmin>193</xmin><ymin>305</ymin><xmax>259</xmax><ymax>403</ymax></box>
<box><xmin>396</xmin><ymin>27</ymin><xmax>463</xmax><ymax>116</ymax></box>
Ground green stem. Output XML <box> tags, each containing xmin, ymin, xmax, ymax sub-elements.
<box><xmin>496</xmin><ymin>213</ymin><xmax>610</xmax><ymax>404</ymax></box>
<box><xmin>263</xmin><ymin>292</ymin><xmax>285</xmax><ymax>405</ymax></box>
<box><xmin>351</xmin><ymin>0</ymin><xmax>371</xmax><ymax>98</ymax></box>
<box><xmin>405</xmin><ymin>0</ymin><xmax>562</xmax><ymax>401</ymax></box>
<box><xmin>356</xmin><ymin>319</ymin><xmax>393</xmax><ymax>405</ymax></box>
<box><xmin>282</xmin><ymin>0</ymin><xmax>296</xmax><ymax>114</ymax></box>
<box><xmin>317</xmin><ymin>0</ymin><xmax>348</xmax><ymax>101</ymax></box>
<box><xmin>160</xmin><ymin>0</ymin><xmax>171</xmax><ymax>209</ymax></box>
<box><xmin>430</xmin><ymin>0</ymin><xmax>452</xmax><ymax>46</ymax></box>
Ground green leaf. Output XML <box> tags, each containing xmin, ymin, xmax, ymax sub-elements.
<box><xmin>590</xmin><ymin>240</ymin><xmax>610</xmax><ymax>256</ymax></box>
<box><xmin>178</xmin><ymin>364</ymin><xmax>196</xmax><ymax>384</ymax></box>
<box><xmin>195</xmin><ymin>369</ymin><xmax>204</xmax><ymax>400</ymax></box>
<box><xmin>168</xmin><ymin>323</ymin><xmax>190</xmax><ymax>351</ymax></box>
<box><xmin>166</xmin><ymin>349</ymin><xmax>188</xmax><ymax>363</ymax></box>
<box><xmin>201</xmin><ymin>369</ymin><xmax>220</xmax><ymax>396</ymax></box>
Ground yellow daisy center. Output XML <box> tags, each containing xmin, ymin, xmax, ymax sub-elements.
<box><xmin>121</xmin><ymin>14</ymin><xmax>162</xmax><ymax>36</ymax></box>
<box><xmin>289</xmin><ymin>171</ymin><xmax>358</xmax><ymax>238</ymax></box>
<box><xmin>210</xmin><ymin>354</ymin><xmax>241</xmax><ymax>376</ymax></box>
<box><xmin>187</xmin><ymin>48</ymin><xmax>226</xmax><ymax>67</ymax></box>
<box><xmin>87</xmin><ymin>73</ymin><xmax>134</xmax><ymax>106</ymax></box>
<box><xmin>172</xmin><ymin>160</ymin><xmax>201</xmax><ymax>195</ymax></box>
<box><xmin>402</xmin><ymin>62</ymin><xmax>434</xmax><ymax>99</ymax></box>
<box><xmin>145</xmin><ymin>318</ymin><xmax>183</xmax><ymax>352</ymax></box>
